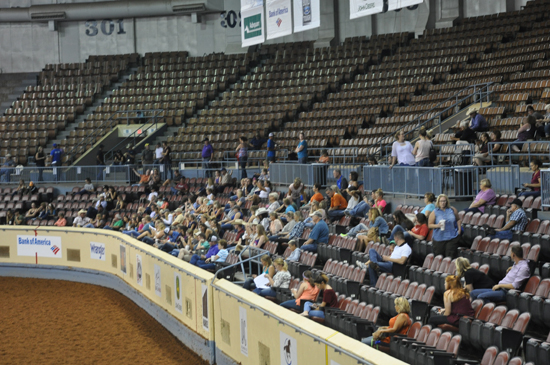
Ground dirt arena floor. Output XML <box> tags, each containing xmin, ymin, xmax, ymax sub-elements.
<box><xmin>0</xmin><ymin>277</ymin><xmax>208</xmax><ymax>365</ymax></box>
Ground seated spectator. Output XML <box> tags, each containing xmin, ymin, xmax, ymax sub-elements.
<box><xmin>132</xmin><ymin>168</ymin><xmax>151</xmax><ymax>186</ymax></box>
<box><xmin>177</xmin><ymin>232</ymin><xmax>210</xmax><ymax>261</ymax></box>
<box><xmin>367</xmin><ymin>156</ymin><xmax>378</xmax><ymax>165</ymax></box>
<box><xmin>27</xmin><ymin>181</ymin><xmax>38</xmax><ymax>196</ymax></box>
<box><xmin>362</xmin><ymin>297</ymin><xmax>411</xmax><ymax>347</ymax></box>
<box><xmin>318</xmin><ymin>150</ymin><xmax>329</xmax><ymax>163</ymax></box>
<box><xmin>301</xmin><ymin>211</ymin><xmax>329</xmax><ymax>253</ymax></box>
<box><xmin>250</xmin><ymin>133</ymin><xmax>266</xmax><ymax>150</ymax></box>
<box><xmin>38</xmin><ymin>203</ymin><xmax>55</xmax><ymax>220</ymax></box>
<box><xmin>286</xmin><ymin>240</ymin><xmax>301</xmax><ymax>262</ymax></box>
<box><xmin>342</xmin><ymin>171</ymin><xmax>359</xmax><ymax>199</ymax></box>
<box><xmin>255</xmin><ymin>257</ymin><xmax>291</xmax><ymax>298</ymax></box>
<box><xmin>24</xmin><ymin>202</ymin><xmax>42</xmax><ymax>223</ymax></box>
<box><xmin>84</xmin><ymin>213</ymin><xmax>106</xmax><ymax>229</ymax></box>
<box><xmin>104</xmin><ymin>214</ymin><xmax>125</xmax><ymax>232</ymax></box>
<box><xmin>333</xmin><ymin>169</ymin><xmax>348</xmax><ymax>191</ymax></box>
<box><xmin>258</xmin><ymin>168</ymin><xmax>269</xmax><ymax>181</ymax></box>
<box><xmin>268</xmin><ymin>212</ymin><xmax>283</xmax><ymax>236</ymax></box>
<box><xmin>190</xmin><ymin>239</ymin><xmax>228</xmax><ymax>271</ymax></box>
<box><xmin>348</xmin><ymin>208</ymin><xmax>389</xmax><ymax>241</ymax></box>
<box><xmin>252</xmin><ymin>180</ymin><xmax>270</xmax><ymax>199</ymax></box>
<box><xmin>542</xmin><ymin>104</ymin><xmax>550</xmax><ymax>138</ymax></box>
<box><xmin>490</xmin><ymin>198</ymin><xmax>528</xmax><ymax>241</ymax></box>
<box><xmin>111</xmin><ymin>195</ymin><xmax>125</xmax><ymax>213</ymax></box>
<box><xmin>287</xmin><ymin>178</ymin><xmax>305</xmax><ymax>203</ymax></box>
<box><xmin>389</xmin><ymin>210</ymin><xmax>414</xmax><ymax>241</ymax></box>
<box><xmin>464</xmin><ymin>178</ymin><xmax>497</xmax><ymax>214</ymax></box>
<box><xmin>467</xmin><ymin>107</ymin><xmax>489</xmax><ymax>132</ymax></box>
<box><xmin>372</xmin><ymin>189</ymin><xmax>387</xmax><ymax>214</ymax></box>
<box><xmin>451</xmin><ymin>120</ymin><xmax>476</xmax><ymax>145</ymax></box>
<box><xmin>428</xmin><ymin>194</ymin><xmax>461</xmax><ymax>258</ymax></box>
<box><xmin>357</xmin><ymin>231</ymin><xmax>412</xmax><ymax>286</ymax></box>
<box><xmin>300</xmin><ymin>273</ymin><xmax>338</xmax><ymax>319</ymax></box>
<box><xmin>0</xmin><ymin>154</ymin><xmax>16</xmax><ymax>182</ymax></box>
<box><xmin>12</xmin><ymin>179</ymin><xmax>27</xmax><ymax>196</ymax></box>
<box><xmin>255</xmin><ymin>207</ymin><xmax>270</xmax><ymax>232</ymax></box>
<box><xmin>390</xmin><ymin>131</ymin><xmax>415</xmax><ymax>167</ymax></box>
<box><xmin>470</xmin><ymin>246</ymin><xmax>530</xmax><ymax>303</ymax></box>
<box><xmin>421</xmin><ymin>192</ymin><xmax>436</xmax><ymax>219</ymax></box>
<box><xmin>73</xmin><ymin>209</ymin><xmax>91</xmax><ymax>227</ymax></box>
<box><xmin>406</xmin><ymin>213</ymin><xmax>429</xmax><ymax>241</ymax></box>
<box><xmin>473</xmin><ymin>133</ymin><xmax>492</xmax><ymax>166</ymax></box>
<box><xmin>455</xmin><ymin>257</ymin><xmax>494</xmax><ymax>292</ymax></box>
<box><xmin>344</xmin><ymin>192</ymin><xmax>371</xmax><ymax>218</ymax></box>
<box><xmin>219</xmin><ymin>206</ymin><xmax>243</xmax><ymax>238</ymax></box>
<box><xmin>280</xmin><ymin>270</ymin><xmax>319</xmax><ymax>310</ymax></box>
<box><xmin>54</xmin><ymin>212</ymin><xmax>67</xmax><ymax>227</ymax></box>
<box><xmin>276</xmin><ymin>212</ymin><xmax>305</xmax><ymax>245</ymax></box>
<box><xmin>269</xmin><ymin>211</ymin><xmax>297</xmax><ymax>241</ymax></box>
<box><xmin>304</xmin><ymin>201</ymin><xmax>325</xmax><ymax>227</ymax></box>
<box><xmin>326</xmin><ymin>185</ymin><xmax>348</xmax><ymax>222</ymax></box>
<box><xmin>75</xmin><ymin>178</ymin><xmax>94</xmax><ymax>195</ymax></box>
<box><xmin>113</xmin><ymin>150</ymin><xmax>124</xmax><ymax>165</ymax></box>
<box><xmin>87</xmin><ymin>195</ymin><xmax>107</xmax><ymax>220</ymax></box>
<box><xmin>303</xmin><ymin>183</ymin><xmax>324</xmax><ymax>208</ymax></box>
<box><xmin>346</xmin><ymin>190</ymin><xmax>361</xmax><ymax>211</ymax></box>
<box><xmin>518</xmin><ymin>159</ymin><xmax>541</xmax><ymax>198</ymax></box>
<box><xmin>124</xmin><ymin>216</ymin><xmax>153</xmax><ymax>238</ymax></box>
<box><xmin>511</xmin><ymin>115</ymin><xmax>536</xmax><ymax>152</ymax></box>
<box><xmin>428</xmin><ymin>275</ymin><xmax>475</xmax><ymax>327</ymax></box>
<box><xmin>14</xmin><ymin>210</ymin><xmax>25</xmax><ymax>225</ymax></box>
<box><xmin>267</xmin><ymin>192</ymin><xmax>280</xmax><ymax>213</ymax></box>
<box><xmin>243</xmin><ymin>254</ymin><xmax>275</xmax><ymax>290</ymax></box>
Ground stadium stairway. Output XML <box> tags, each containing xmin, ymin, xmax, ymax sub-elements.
<box><xmin>0</xmin><ymin>73</ymin><xmax>38</xmax><ymax>116</ymax></box>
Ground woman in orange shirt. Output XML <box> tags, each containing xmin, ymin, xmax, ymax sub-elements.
<box><xmin>280</xmin><ymin>271</ymin><xmax>319</xmax><ymax>311</ymax></box>
<box><xmin>327</xmin><ymin>185</ymin><xmax>348</xmax><ymax>222</ymax></box>
<box><xmin>362</xmin><ymin>297</ymin><xmax>410</xmax><ymax>348</ymax></box>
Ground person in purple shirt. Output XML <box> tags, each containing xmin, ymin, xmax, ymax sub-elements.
<box><xmin>468</xmin><ymin>108</ymin><xmax>488</xmax><ymax>132</ymax></box>
<box><xmin>190</xmin><ymin>236</ymin><xmax>221</xmax><ymax>266</ymax></box>
<box><xmin>470</xmin><ymin>246</ymin><xmax>530</xmax><ymax>303</ymax></box>
<box><xmin>464</xmin><ymin>179</ymin><xmax>496</xmax><ymax>214</ymax></box>
<box><xmin>202</xmin><ymin>138</ymin><xmax>214</xmax><ymax>178</ymax></box>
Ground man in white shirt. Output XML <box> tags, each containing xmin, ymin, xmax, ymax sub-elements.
<box><xmin>73</xmin><ymin>209</ymin><xmax>92</xmax><ymax>227</ymax></box>
<box><xmin>358</xmin><ymin>230</ymin><xmax>411</xmax><ymax>286</ymax></box>
<box><xmin>154</xmin><ymin>143</ymin><xmax>163</xmax><ymax>164</ymax></box>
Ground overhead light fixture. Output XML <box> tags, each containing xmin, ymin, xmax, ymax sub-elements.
<box><xmin>31</xmin><ymin>11</ymin><xmax>66</xmax><ymax>20</ymax></box>
<box><xmin>172</xmin><ymin>4</ymin><xmax>206</xmax><ymax>14</ymax></box>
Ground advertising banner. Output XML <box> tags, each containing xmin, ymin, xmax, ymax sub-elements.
<box><xmin>241</xmin><ymin>0</ymin><xmax>265</xmax><ymax>47</ymax></box>
<box><xmin>280</xmin><ymin>332</ymin><xmax>298</xmax><ymax>365</ymax></box>
<box><xmin>266</xmin><ymin>0</ymin><xmax>292</xmax><ymax>40</ymax></box>
<box><xmin>90</xmin><ymin>242</ymin><xmax>105</xmax><ymax>261</ymax></box>
<box><xmin>136</xmin><ymin>254</ymin><xmax>143</xmax><ymax>286</ymax></box>
<box><xmin>239</xmin><ymin>307</ymin><xmax>248</xmax><ymax>356</ymax></box>
<box><xmin>120</xmin><ymin>245</ymin><xmax>126</xmax><ymax>274</ymax></box>
<box><xmin>350</xmin><ymin>0</ymin><xmax>384</xmax><ymax>19</ymax></box>
<box><xmin>388</xmin><ymin>0</ymin><xmax>423</xmax><ymax>11</ymax></box>
<box><xmin>154</xmin><ymin>264</ymin><xmax>162</xmax><ymax>297</ymax></box>
<box><xmin>293</xmin><ymin>0</ymin><xmax>320</xmax><ymax>33</ymax></box>
<box><xmin>201</xmin><ymin>283</ymin><xmax>209</xmax><ymax>331</ymax></box>
<box><xmin>174</xmin><ymin>272</ymin><xmax>183</xmax><ymax>313</ymax></box>
<box><xmin>17</xmin><ymin>235</ymin><xmax>62</xmax><ymax>258</ymax></box>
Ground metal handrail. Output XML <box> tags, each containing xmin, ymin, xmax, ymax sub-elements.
<box><xmin>211</xmin><ymin>245</ymin><xmax>269</xmax><ymax>285</ymax></box>
<box><xmin>366</xmin><ymin>82</ymin><xmax>494</xmax><ymax>158</ymax></box>
<box><xmin>488</xmin><ymin>141</ymin><xmax>550</xmax><ymax>166</ymax></box>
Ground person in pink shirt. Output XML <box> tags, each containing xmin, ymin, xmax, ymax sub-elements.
<box><xmin>464</xmin><ymin>179</ymin><xmax>496</xmax><ymax>214</ymax></box>
<box><xmin>372</xmin><ymin>189</ymin><xmax>387</xmax><ymax>214</ymax></box>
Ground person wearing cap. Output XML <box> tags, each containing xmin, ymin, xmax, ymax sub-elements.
<box><xmin>490</xmin><ymin>198</ymin><xmax>528</xmax><ymax>241</ymax></box>
<box><xmin>250</xmin><ymin>133</ymin><xmax>267</xmax><ymax>151</ymax></box>
<box><xmin>73</xmin><ymin>209</ymin><xmax>92</xmax><ymax>227</ymax></box>
<box><xmin>190</xmin><ymin>238</ymin><xmax>228</xmax><ymax>270</ymax></box>
<box><xmin>467</xmin><ymin>107</ymin><xmax>488</xmax><ymax>132</ymax></box>
<box><xmin>0</xmin><ymin>154</ymin><xmax>15</xmax><ymax>182</ymax></box>
<box><xmin>50</xmin><ymin>143</ymin><xmax>64</xmax><ymax>168</ymax></box>
<box><xmin>26</xmin><ymin>181</ymin><xmax>37</xmax><ymax>195</ymax></box>
<box><xmin>87</xmin><ymin>194</ymin><xmax>107</xmax><ymax>220</ymax></box>
<box><xmin>202</xmin><ymin>138</ymin><xmax>214</xmax><ymax>178</ymax></box>
<box><xmin>295</xmin><ymin>132</ymin><xmax>308</xmax><ymax>164</ymax></box>
<box><xmin>141</xmin><ymin>143</ymin><xmax>153</xmax><ymax>166</ymax></box>
<box><xmin>301</xmin><ymin>211</ymin><xmax>329</xmax><ymax>253</ymax></box>
<box><xmin>255</xmin><ymin>207</ymin><xmax>271</xmax><ymax>232</ymax></box>
<box><xmin>326</xmin><ymin>185</ymin><xmax>348</xmax><ymax>222</ymax></box>
<box><xmin>266</xmin><ymin>133</ymin><xmax>276</xmax><ymax>163</ymax></box>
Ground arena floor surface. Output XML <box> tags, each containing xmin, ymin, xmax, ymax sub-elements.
<box><xmin>0</xmin><ymin>277</ymin><xmax>208</xmax><ymax>365</ymax></box>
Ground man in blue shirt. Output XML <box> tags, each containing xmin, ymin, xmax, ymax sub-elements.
<box><xmin>295</xmin><ymin>132</ymin><xmax>308</xmax><ymax>164</ymax></box>
<box><xmin>191</xmin><ymin>239</ymin><xmax>228</xmax><ymax>270</ymax></box>
<box><xmin>267</xmin><ymin>133</ymin><xmax>276</xmax><ymax>163</ymax></box>
<box><xmin>50</xmin><ymin>143</ymin><xmax>64</xmax><ymax>181</ymax></box>
<box><xmin>301</xmin><ymin>211</ymin><xmax>329</xmax><ymax>253</ymax></box>
<box><xmin>250</xmin><ymin>133</ymin><xmax>267</xmax><ymax>151</ymax></box>
<box><xmin>468</xmin><ymin>107</ymin><xmax>488</xmax><ymax>132</ymax></box>
<box><xmin>490</xmin><ymin>199</ymin><xmax>528</xmax><ymax>241</ymax></box>
<box><xmin>201</xmin><ymin>138</ymin><xmax>214</xmax><ymax>178</ymax></box>
<box><xmin>0</xmin><ymin>154</ymin><xmax>16</xmax><ymax>182</ymax></box>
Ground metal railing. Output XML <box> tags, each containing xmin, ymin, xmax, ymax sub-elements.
<box><xmin>366</xmin><ymin>82</ymin><xmax>494</xmax><ymax>159</ymax></box>
<box><xmin>542</xmin><ymin>169</ymin><xmax>550</xmax><ymax>208</ymax></box>
<box><xmin>269</xmin><ymin>162</ymin><xmax>363</xmax><ymax>187</ymax></box>
<box><xmin>212</xmin><ymin>245</ymin><xmax>269</xmax><ymax>285</ymax></box>
<box><xmin>489</xmin><ymin>141</ymin><xmax>550</xmax><ymax>166</ymax></box>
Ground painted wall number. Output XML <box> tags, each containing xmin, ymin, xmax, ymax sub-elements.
<box><xmin>220</xmin><ymin>11</ymin><xmax>241</xmax><ymax>28</ymax></box>
<box><xmin>85</xmin><ymin>19</ymin><xmax>126</xmax><ymax>36</ymax></box>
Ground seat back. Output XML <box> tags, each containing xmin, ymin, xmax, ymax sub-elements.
<box><xmin>447</xmin><ymin>334</ymin><xmax>462</xmax><ymax>356</ymax></box>
<box><xmin>421</xmin><ymin>286</ymin><xmax>435</xmax><ymax>304</ymax></box>
<box><xmin>416</xmin><ymin>325</ymin><xmax>432</xmax><ymax>343</ymax></box>
<box><xmin>368</xmin><ymin>306</ymin><xmax>380</xmax><ymax>323</ymax></box>
<box><xmin>480</xmin><ymin>347</ymin><xmax>499</xmax><ymax>365</ymax></box>
<box><xmin>534</xmin><ymin>278</ymin><xmax>550</xmax><ymax>297</ymax></box>
<box><xmin>404</xmin><ymin>281</ymin><xmax>418</xmax><ymax>298</ymax></box>
<box><xmin>523</xmin><ymin>275</ymin><xmax>541</xmax><ymax>295</ymax></box>
<box><xmin>478</xmin><ymin>303</ymin><xmax>496</xmax><ymax>321</ymax></box>
<box><xmin>406</xmin><ymin>321</ymin><xmax>422</xmax><ymax>339</ymax></box>
<box><xmin>472</xmin><ymin>299</ymin><xmax>484</xmax><ymax>318</ymax></box>
<box><xmin>435</xmin><ymin>331</ymin><xmax>453</xmax><ymax>351</ymax></box>
<box><xmin>430</xmin><ymin>255</ymin><xmax>444</xmax><ymax>270</ymax></box>
<box><xmin>487</xmin><ymin>306</ymin><xmax>507</xmax><ymax>325</ymax></box>
<box><xmin>422</xmin><ymin>254</ymin><xmax>434</xmax><ymax>269</ymax></box>
<box><xmin>493</xmin><ymin>351</ymin><xmax>510</xmax><ymax>365</ymax></box>
<box><xmin>425</xmin><ymin>328</ymin><xmax>442</xmax><ymax>347</ymax></box>
<box><xmin>499</xmin><ymin>309</ymin><xmax>519</xmax><ymax>329</ymax></box>
<box><xmin>512</xmin><ymin>312</ymin><xmax>530</xmax><ymax>333</ymax></box>
<box><xmin>508</xmin><ymin>357</ymin><xmax>523</xmax><ymax>365</ymax></box>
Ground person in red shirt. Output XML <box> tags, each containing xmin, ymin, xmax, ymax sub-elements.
<box><xmin>407</xmin><ymin>213</ymin><xmax>429</xmax><ymax>241</ymax></box>
<box><xmin>518</xmin><ymin>159</ymin><xmax>541</xmax><ymax>198</ymax></box>
<box><xmin>171</xmin><ymin>177</ymin><xmax>188</xmax><ymax>195</ymax></box>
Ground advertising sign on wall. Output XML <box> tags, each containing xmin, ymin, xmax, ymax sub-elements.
<box><xmin>388</xmin><ymin>0</ymin><xmax>423</xmax><ymax>11</ymax></box>
<box><xmin>266</xmin><ymin>0</ymin><xmax>292</xmax><ymax>40</ymax></box>
<box><xmin>350</xmin><ymin>0</ymin><xmax>384</xmax><ymax>19</ymax></box>
<box><xmin>136</xmin><ymin>254</ymin><xmax>143</xmax><ymax>286</ymax></box>
<box><xmin>120</xmin><ymin>244</ymin><xmax>126</xmax><ymax>274</ymax></box>
<box><xmin>241</xmin><ymin>0</ymin><xmax>265</xmax><ymax>47</ymax></box>
<box><xmin>154</xmin><ymin>264</ymin><xmax>162</xmax><ymax>297</ymax></box>
<box><xmin>293</xmin><ymin>0</ymin><xmax>320</xmax><ymax>33</ymax></box>
<box><xmin>174</xmin><ymin>272</ymin><xmax>183</xmax><ymax>313</ymax></box>
<box><xmin>280</xmin><ymin>331</ymin><xmax>298</xmax><ymax>365</ymax></box>
<box><xmin>202</xmin><ymin>283</ymin><xmax>209</xmax><ymax>331</ymax></box>
<box><xmin>17</xmin><ymin>235</ymin><xmax>62</xmax><ymax>258</ymax></box>
<box><xmin>239</xmin><ymin>306</ymin><xmax>248</xmax><ymax>356</ymax></box>
<box><xmin>90</xmin><ymin>242</ymin><xmax>105</xmax><ymax>261</ymax></box>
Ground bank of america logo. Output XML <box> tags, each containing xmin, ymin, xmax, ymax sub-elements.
<box><xmin>51</xmin><ymin>245</ymin><xmax>60</xmax><ymax>255</ymax></box>
<box><xmin>276</xmin><ymin>18</ymin><xmax>282</xmax><ymax>27</ymax></box>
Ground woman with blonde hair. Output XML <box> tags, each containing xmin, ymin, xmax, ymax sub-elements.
<box><xmin>349</xmin><ymin>207</ymin><xmax>388</xmax><ymax>240</ymax></box>
<box><xmin>455</xmin><ymin>257</ymin><xmax>494</xmax><ymax>292</ymax></box>
<box><xmin>257</xmin><ymin>258</ymin><xmax>291</xmax><ymax>298</ymax></box>
<box><xmin>362</xmin><ymin>297</ymin><xmax>410</xmax><ymax>347</ymax></box>
<box><xmin>428</xmin><ymin>194</ymin><xmax>461</xmax><ymax>258</ymax></box>
<box><xmin>428</xmin><ymin>275</ymin><xmax>474</xmax><ymax>327</ymax></box>
<box><xmin>243</xmin><ymin>254</ymin><xmax>275</xmax><ymax>291</ymax></box>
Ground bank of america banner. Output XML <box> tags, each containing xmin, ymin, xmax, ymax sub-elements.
<box><xmin>293</xmin><ymin>0</ymin><xmax>320</xmax><ymax>33</ymax></box>
<box><xmin>350</xmin><ymin>0</ymin><xmax>384</xmax><ymax>19</ymax></box>
<box><xmin>388</xmin><ymin>0</ymin><xmax>423</xmax><ymax>11</ymax></box>
<box><xmin>241</xmin><ymin>0</ymin><xmax>265</xmax><ymax>47</ymax></box>
<box><xmin>266</xmin><ymin>0</ymin><xmax>292</xmax><ymax>40</ymax></box>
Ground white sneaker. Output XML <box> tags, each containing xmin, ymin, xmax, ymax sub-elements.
<box><xmin>356</xmin><ymin>261</ymin><xmax>367</xmax><ymax>270</ymax></box>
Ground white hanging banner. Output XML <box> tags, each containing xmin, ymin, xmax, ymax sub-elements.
<box><xmin>293</xmin><ymin>0</ymin><xmax>320</xmax><ymax>33</ymax></box>
<box><xmin>266</xmin><ymin>0</ymin><xmax>292</xmax><ymax>40</ymax></box>
<box><xmin>388</xmin><ymin>0</ymin><xmax>423</xmax><ymax>11</ymax></box>
<box><xmin>241</xmin><ymin>0</ymin><xmax>265</xmax><ymax>47</ymax></box>
<box><xmin>350</xmin><ymin>0</ymin><xmax>384</xmax><ymax>19</ymax></box>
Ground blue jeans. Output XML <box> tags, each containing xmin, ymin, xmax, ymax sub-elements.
<box><xmin>348</xmin><ymin>223</ymin><xmax>368</xmax><ymax>238</ymax></box>
<box><xmin>239</xmin><ymin>159</ymin><xmax>247</xmax><ymax>180</ymax></box>
<box><xmin>123</xmin><ymin>230</ymin><xmax>140</xmax><ymax>238</ymax></box>
<box><xmin>368</xmin><ymin>248</ymin><xmax>393</xmax><ymax>286</ymax></box>
<box><xmin>0</xmin><ymin>168</ymin><xmax>12</xmax><ymax>182</ymax></box>
<box><xmin>301</xmin><ymin>243</ymin><xmax>318</xmax><ymax>253</ymax></box>
<box><xmin>254</xmin><ymin>288</ymin><xmax>277</xmax><ymax>297</ymax></box>
<box><xmin>328</xmin><ymin>209</ymin><xmax>345</xmax><ymax>222</ymax></box>
<box><xmin>202</xmin><ymin>158</ymin><xmax>212</xmax><ymax>178</ymax></box>
<box><xmin>303</xmin><ymin>301</ymin><xmax>325</xmax><ymax>318</ymax></box>
<box><xmin>298</xmin><ymin>156</ymin><xmax>308</xmax><ymax>164</ymax></box>
<box><xmin>389</xmin><ymin>225</ymin><xmax>411</xmax><ymax>241</ymax></box>
<box><xmin>219</xmin><ymin>223</ymin><xmax>234</xmax><ymax>238</ymax></box>
<box><xmin>518</xmin><ymin>190</ymin><xmax>540</xmax><ymax>198</ymax></box>
<box><xmin>490</xmin><ymin>230</ymin><xmax>513</xmax><ymax>241</ymax></box>
<box><xmin>304</xmin><ymin>217</ymin><xmax>315</xmax><ymax>228</ymax></box>
<box><xmin>416</xmin><ymin>158</ymin><xmax>431</xmax><ymax>167</ymax></box>
<box><xmin>470</xmin><ymin>288</ymin><xmax>507</xmax><ymax>303</ymax></box>
<box><xmin>280</xmin><ymin>299</ymin><xmax>300</xmax><ymax>310</ymax></box>
<box><xmin>464</xmin><ymin>207</ymin><xmax>483</xmax><ymax>214</ymax></box>
<box><xmin>362</xmin><ymin>336</ymin><xmax>374</xmax><ymax>345</ymax></box>
<box><xmin>346</xmin><ymin>201</ymin><xmax>370</xmax><ymax>218</ymax></box>
<box><xmin>83</xmin><ymin>223</ymin><xmax>95</xmax><ymax>228</ymax></box>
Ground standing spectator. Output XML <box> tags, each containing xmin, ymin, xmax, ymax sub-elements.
<box><xmin>428</xmin><ymin>275</ymin><xmax>475</xmax><ymax>327</ymax></box>
<box><xmin>468</xmin><ymin>107</ymin><xmax>489</xmax><ymax>132</ymax></box>
<box><xmin>326</xmin><ymin>185</ymin><xmax>348</xmax><ymax>222</ymax></box>
<box><xmin>490</xmin><ymin>198</ymin><xmax>528</xmax><ymax>241</ymax></box>
<box><xmin>154</xmin><ymin>143</ymin><xmax>163</xmax><ymax>164</ymax></box>
<box><xmin>0</xmin><ymin>154</ymin><xmax>16</xmax><ymax>182</ymax></box>
<box><xmin>470</xmin><ymin>246</ymin><xmax>530</xmax><ymax>303</ymax></box>
<box><xmin>413</xmin><ymin>128</ymin><xmax>433</xmax><ymax>167</ymax></box>
<box><xmin>266</xmin><ymin>133</ymin><xmax>276</xmax><ymax>163</ymax></box>
<box><xmin>333</xmin><ymin>169</ymin><xmax>348</xmax><ymax>191</ymax></box>
<box><xmin>96</xmin><ymin>144</ymin><xmax>105</xmax><ymax>181</ymax></box>
<box><xmin>518</xmin><ymin>159</ymin><xmax>541</xmax><ymax>198</ymax></box>
<box><xmin>142</xmin><ymin>143</ymin><xmax>153</xmax><ymax>166</ymax></box>
<box><xmin>455</xmin><ymin>257</ymin><xmax>495</xmax><ymax>292</ymax></box>
<box><xmin>202</xmin><ymin>138</ymin><xmax>214</xmax><ymax>178</ymax></box>
<box><xmin>296</xmin><ymin>132</ymin><xmax>308</xmax><ymax>164</ymax></box>
<box><xmin>124</xmin><ymin>144</ymin><xmax>136</xmax><ymax>165</ymax></box>
<box><xmin>390</xmin><ymin>131</ymin><xmax>415</xmax><ymax>167</ymax></box>
<box><xmin>464</xmin><ymin>179</ymin><xmax>497</xmax><ymax>214</ymax></box>
<box><xmin>428</xmin><ymin>194</ymin><xmax>461</xmax><ymax>258</ymax></box>
<box><xmin>235</xmin><ymin>136</ymin><xmax>248</xmax><ymax>180</ymax></box>
<box><xmin>250</xmin><ymin>133</ymin><xmax>266</xmax><ymax>151</ymax></box>
<box><xmin>50</xmin><ymin>143</ymin><xmax>64</xmax><ymax>167</ymax></box>
<box><xmin>219</xmin><ymin>168</ymin><xmax>231</xmax><ymax>191</ymax></box>
<box><xmin>511</xmin><ymin>115</ymin><xmax>536</xmax><ymax>152</ymax></box>
<box><xmin>301</xmin><ymin>211</ymin><xmax>329</xmax><ymax>253</ymax></box>
<box><xmin>35</xmin><ymin>146</ymin><xmax>46</xmax><ymax>182</ymax></box>
<box><xmin>161</xmin><ymin>141</ymin><xmax>173</xmax><ymax>180</ymax></box>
